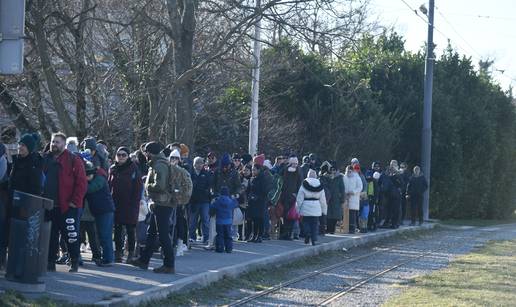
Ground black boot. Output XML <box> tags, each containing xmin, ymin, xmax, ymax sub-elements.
<box><xmin>69</xmin><ymin>259</ymin><xmax>79</xmax><ymax>273</ymax></box>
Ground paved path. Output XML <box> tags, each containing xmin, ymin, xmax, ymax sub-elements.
<box><xmin>0</xmin><ymin>224</ymin><xmax>434</xmax><ymax>306</ymax></box>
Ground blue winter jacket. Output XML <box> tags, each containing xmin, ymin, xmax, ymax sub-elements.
<box><xmin>210</xmin><ymin>195</ymin><xmax>238</xmax><ymax>225</ymax></box>
<box><xmin>86</xmin><ymin>175</ymin><xmax>115</xmax><ymax>216</ymax></box>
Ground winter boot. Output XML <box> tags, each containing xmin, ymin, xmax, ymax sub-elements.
<box><xmin>115</xmin><ymin>250</ymin><xmax>124</xmax><ymax>263</ymax></box>
<box><xmin>126</xmin><ymin>251</ymin><xmax>135</xmax><ymax>264</ymax></box>
<box><xmin>69</xmin><ymin>259</ymin><xmax>79</xmax><ymax>273</ymax></box>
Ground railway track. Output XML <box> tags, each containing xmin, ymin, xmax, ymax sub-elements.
<box><xmin>224</xmin><ymin>233</ymin><xmax>472</xmax><ymax>307</ymax></box>
<box><xmin>223</xmin><ymin>241</ymin><xmax>415</xmax><ymax>307</ymax></box>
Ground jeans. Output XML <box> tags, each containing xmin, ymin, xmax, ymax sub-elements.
<box><xmin>114</xmin><ymin>223</ymin><xmax>136</xmax><ymax>254</ymax></box>
<box><xmin>96</xmin><ymin>212</ymin><xmax>114</xmax><ymax>263</ymax></box>
<box><xmin>140</xmin><ymin>205</ymin><xmax>175</xmax><ymax>268</ymax></box>
<box><xmin>215</xmin><ymin>224</ymin><xmax>232</xmax><ymax>252</ymax></box>
<box><xmin>189</xmin><ymin>203</ymin><xmax>210</xmax><ymax>242</ymax></box>
<box><xmin>49</xmin><ymin>207</ymin><xmax>82</xmax><ymax>263</ymax></box>
<box><xmin>80</xmin><ymin>221</ymin><xmax>101</xmax><ymax>260</ymax></box>
<box><xmin>302</xmin><ymin>216</ymin><xmax>319</xmax><ymax>243</ymax></box>
<box><xmin>262</xmin><ymin>206</ymin><xmax>271</xmax><ymax>238</ymax></box>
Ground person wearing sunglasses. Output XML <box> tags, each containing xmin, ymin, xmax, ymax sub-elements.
<box><xmin>108</xmin><ymin>147</ymin><xmax>143</xmax><ymax>264</ymax></box>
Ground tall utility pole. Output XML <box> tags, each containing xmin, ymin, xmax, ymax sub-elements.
<box><xmin>421</xmin><ymin>0</ymin><xmax>435</xmax><ymax>221</ymax></box>
<box><xmin>248</xmin><ymin>0</ymin><xmax>261</xmax><ymax>156</ymax></box>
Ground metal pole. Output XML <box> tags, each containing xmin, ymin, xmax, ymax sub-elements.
<box><xmin>248</xmin><ymin>0</ymin><xmax>261</xmax><ymax>156</ymax></box>
<box><xmin>422</xmin><ymin>0</ymin><xmax>435</xmax><ymax>221</ymax></box>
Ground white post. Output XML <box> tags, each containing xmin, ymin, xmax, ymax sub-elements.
<box><xmin>248</xmin><ymin>0</ymin><xmax>261</xmax><ymax>156</ymax></box>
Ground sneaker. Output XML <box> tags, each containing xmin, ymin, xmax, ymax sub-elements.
<box><xmin>128</xmin><ymin>258</ymin><xmax>149</xmax><ymax>270</ymax></box>
<box><xmin>203</xmin><ymin>245</ymin><xmax>215</xmax><ymax>251</ymax></box>
<box><xmin>176</xmin><ymin>248</ymin><xmax>184</xmax><ymax>257</ymax></box>
<box><xmin>153</xmin><ymin>265</ymin><xmax>174</xmax><ymax>274</ymax></box>
<box><xmin>56</xmin><ymin>253</ymin><xmax>69</xmax><ymax>265</ymax></box>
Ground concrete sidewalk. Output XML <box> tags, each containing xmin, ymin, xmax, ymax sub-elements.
<box><xmin>1</xmin><ymin>223</ymin><xmax>434</xmax><ymax>306</ymax></box>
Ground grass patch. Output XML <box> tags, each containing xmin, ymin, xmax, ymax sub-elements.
<box><xmin>0</xmin><ymin>290</ymin><xmax>69</xmax><ymax>307</ymax></box>
<box><xmin>384</xmin><ymin>239</ymin><xmax>516</xmax><ymax>307</ymax></box>
<box><xmin>440</xmin><ymin>217</ymin><xmax>516</xmax><ymax>227</ymax></box>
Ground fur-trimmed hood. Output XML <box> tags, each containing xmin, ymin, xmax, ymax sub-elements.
<box><xmin>302</xmin><ymin>178</ymin><xmax>323</xmax><ymax>192</ymax></box>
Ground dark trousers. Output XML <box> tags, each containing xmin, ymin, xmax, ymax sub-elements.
<box><xmin>387</xmin><ymin>196</ymin><xmax>400</xmax><ymax>227</ymax></box>
<box><xmin>400</xmin><ymin>195</ymin><xmax>407</xmax><ymax>223</ymax></box>
<box><xmin>326</xmin><ymin>218</ymin><xmax>338</xmax><ymax>234</ymax></box>
<box><xmin>49</xmin><ymin>207</ymin><xmax>81</xmax><ymax>263</ymax></box>
<box><xmin>81</xmin><ymin>221</ymin><xmax>101</xmax><ymax>260</ymax></box>
<box><xmin>319</xmin><ymin>214</ymin><xmax>327</xmax><ymax>235</ymax></box>
<box><xmin>175</xmin><ymin>206</ymin><xmax>188</xmax><ymax>244</ymax></box>
<box><xmin>410</xmin><ymin>196</ymin><xmax>423</xmax><ymax>224</ymax></box>
<box><xmin>0</xmin><ymin>190</ymin><xmax>10</xmax><ymax>265</ymax></box>
<box><xmin>302</xmin><ymin>216</ymin><xmax>319</xmax><ymax>243</ymax></box>
<box><xmin>215</xmin><ymin>224</ymin><xmax>232</xmax><ymax>252</ymax></box>
<box><xmin>349</xmin><ymin>210</ymin><xmax>358</xmax><ymax>233</ymax></box>
<box><xmin>140</xmin><ymin>205</ymin><xmax>175</xmax><ymax>268</ymax></box>
<box><xmin>252</xmin><ymin>217</ymin><xmax>264</xmax><ymax>238</ymax></box>
<box><xmin>114</xmin><ymin>223</ymin><xmax>136</xmax><ymax>254</ymax></box>
<box><xmin>368</xmin><ymin>203</ymin><xmax>378</xmax><ymax>230</ymax></box>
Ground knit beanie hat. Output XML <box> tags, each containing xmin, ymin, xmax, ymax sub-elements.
<box><xmin>83</xmin><ymin>137</ymin><xmax>97</xmax><ymax>151</ymax></box>
<box><xmin>221</xmin><ymin>153</ymin><xmax>232</xmax><ymax>167</ymax></box>
<box><xmin>193</xmin><ymin>157</ymin><xmax>204</xmax><ymax>165</ymax></box>
<box><xmin>253</xmin><ymin>154</ymin><xmax>265</xmax><ymax>167</ymax></box>
<box><xmin>351</xmin><ymin>158</ymin><xmax>359</xmax><ymax>165</ymax></box>
<box><xmin>117</xmin><ymin>147</ymin><xmax>131</xmax><ymax>156</ymax></box>
<box><xmin>241</xmin><ymin>154</ymin><xmax>252</xmax><ymax>165</ymax></box>
<box><xmin>19</xmin><ymin>133</ymin><xmax>38</xmax><ymax>153</ymax></box>
<box><xmin>170</xmin><ymin>149</ymin><xmax>181</xmax><ymax>159</ymax></box>
<box><xmin>144</xmin><ymin>142</ymin><xmax>162</xmax><ymax>155</ymax></box>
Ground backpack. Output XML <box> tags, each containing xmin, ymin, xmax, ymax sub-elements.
<box><xmin>168</xmin><ymin>164</ymin><xmax>193</xmax><ymax>206</ymax></box>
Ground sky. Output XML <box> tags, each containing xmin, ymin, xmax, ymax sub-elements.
<box><xmin>369</xmin><ymin>0</ymin><xmax>516</xmax><ymax>91</ymax></box>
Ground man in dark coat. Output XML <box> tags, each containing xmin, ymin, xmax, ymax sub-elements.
<box><xmin>8</xmin><ymin>133</ymin><xmax>43</xmax><ymax>198</ymax></box>
<box><xmin>406</xmin><ymin>166</ymin><xmax>428</xmax><ymax>226</ymax></box>
<box><xmin>189</xmin><ymin>157</ymin><xmax>212</xmax><ymax>244</ymax></box>
<box><xmin>108</xmin><ymin>147</ymin><xmax>142</xmax><ymax>263</ymax></box>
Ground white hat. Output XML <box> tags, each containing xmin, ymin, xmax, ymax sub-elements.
<box><xmin>351</xmin><ymin>158</ymin><xmax>359</xmax><ymax>164</ymax></box>
<box><xmin>170</xmin><ymin>149</ymin><xmax>181</xmax><ymax>159</ymax></box>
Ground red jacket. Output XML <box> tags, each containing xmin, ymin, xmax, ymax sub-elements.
<box><xmin>56</xmin><ymin>149</ymin><xmax>87</xmax><ymax>213</ymax></box>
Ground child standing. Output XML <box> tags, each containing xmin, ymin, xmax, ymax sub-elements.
<box><xmin>210</xmin><ymin>186</ymin><xmax>238</xmax><ymax>253</ymax></box>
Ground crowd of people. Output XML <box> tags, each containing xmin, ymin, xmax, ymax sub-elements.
<box><xmin>0</xmin><ymin>132</ymin><xmax>428</xmax><ymax>274</ymax></box>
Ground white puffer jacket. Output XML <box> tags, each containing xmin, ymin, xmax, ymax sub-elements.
<box><xmin>343</xmin><ymin>172</ymin><xmax>363</xmax><ymax>210</ymax></box>
<box><xmin>296</xmin><ymin>178</ymin><xmax>327</xmax><ymax>217</ymax></box>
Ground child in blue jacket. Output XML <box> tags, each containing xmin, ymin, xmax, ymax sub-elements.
<box><xmin>210</xmin><ymin>186</ymin><xmax>238</xmax><ymax>253</ymax></box>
